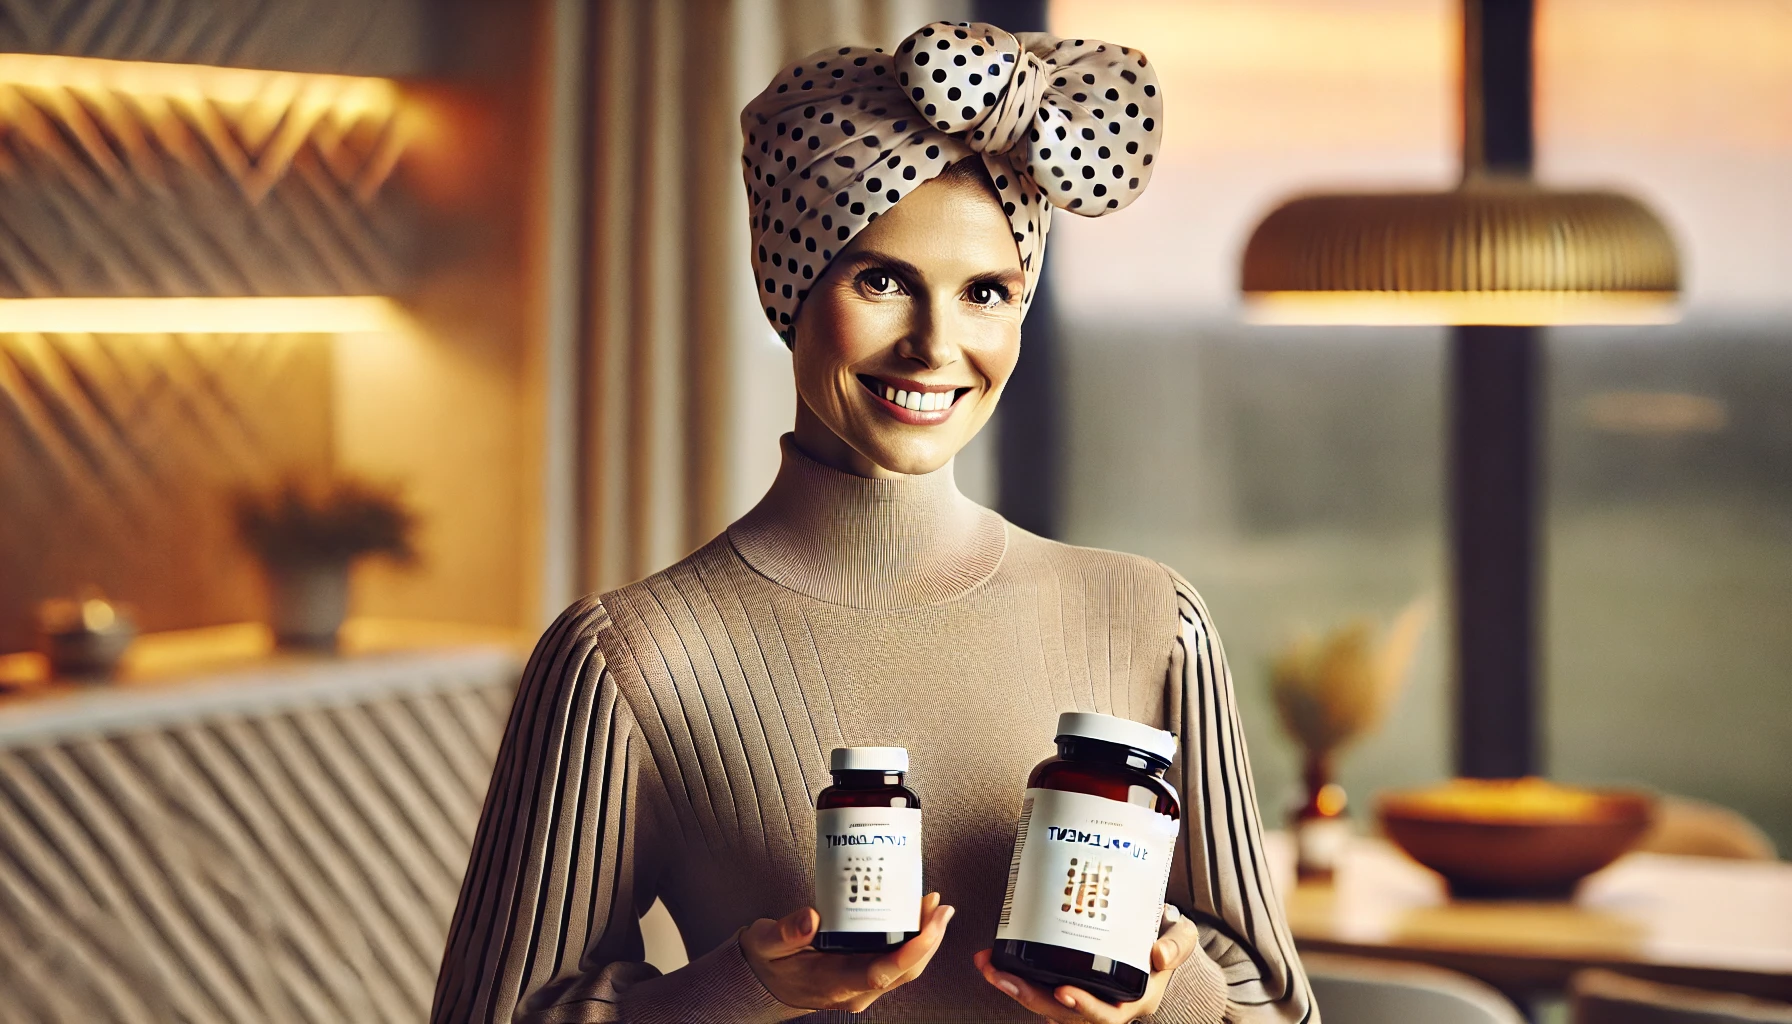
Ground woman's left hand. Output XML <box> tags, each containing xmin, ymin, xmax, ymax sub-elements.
<box><xmin>972</xmin><ymin>909</ymin><xmax>1205</xmax><ymax>1024</ymax></box>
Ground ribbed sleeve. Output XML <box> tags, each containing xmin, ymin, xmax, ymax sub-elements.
<box><xmin>431</xmin><ymin>597</ymin><xmax>797</xmax><ymax>1023</ymax></box>
<box><xmin>1159</xmin><ymin>568</ymin><xmax>1317</xmax><ymax>1024</ymax></box>
<box><xmin>1149</xmin><ymin>938</ymin><xmax>1230</xmax><ymax>1024</ymax></box>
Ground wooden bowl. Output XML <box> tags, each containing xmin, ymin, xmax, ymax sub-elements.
<box><xmin>1378</xmin><ymin>779</ymin><xmax>1656</xmax><ymax>899</ymax></box>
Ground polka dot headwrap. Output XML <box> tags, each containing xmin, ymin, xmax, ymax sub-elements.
<box><xmin>741</xmin><ymin>20</ymin><xmax>1163</xmax><ymax>344</ymax></box>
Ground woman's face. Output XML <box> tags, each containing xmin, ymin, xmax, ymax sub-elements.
<box><xmin>790</xmin><ymin>170</ymin><xmax>1025</xmax><ymax>478</ymax></box>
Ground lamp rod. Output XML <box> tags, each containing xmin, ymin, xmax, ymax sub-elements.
<box><xmin>1462</xmin><ymin>0</ymin><xmax>1535</xmax><ymax>179</ymax></box>
<box><xmin>1453</xmin><ymin>0</ymin><xmax>1543</xmax><ymax>779</ymax></box>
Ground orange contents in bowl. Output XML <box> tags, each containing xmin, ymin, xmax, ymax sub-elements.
<box><xmin>1388</xmin><ymin>777</ymin><xmax>1615</xmax><ymax>823</ymax></box>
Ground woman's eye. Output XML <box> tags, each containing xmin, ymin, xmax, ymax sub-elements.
<box><xmin>968</xmin><ymin>283</ymin><xmax>1005</xmax><ymax>306</ymax></box>
<box><xmin>861</xmin><ymin>271</ymin><xmax>899</xmax><ymax>295</ymax></box>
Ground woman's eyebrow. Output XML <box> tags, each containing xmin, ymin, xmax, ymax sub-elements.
<box><xmin>968</xmin><ymin>267</ymin><xmax>1027</xmax><ymax>290</ymax></box>
<box><xmin>845</xmin><ymin>250</ymin><xmax>925</xmax><ymax>282</ymax></box>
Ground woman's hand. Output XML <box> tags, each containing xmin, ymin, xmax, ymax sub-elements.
<box><xmin>740</xmin><ymin>893</ymin><xmax>954</xmax><ymax>1013</ymax></box>
<box><xmin>973</xmin><ymin>907</ymin><xmax>1205</xmax><ymax>1023</ymax></box>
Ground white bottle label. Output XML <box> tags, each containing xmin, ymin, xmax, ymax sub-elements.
<box><xmin>996</xmin><ymin>788</ymin><xmax>1179</xmax><ymax>974</ymax></box>
<box><xmin>815</xmin><ymin>806</ymin><xmax>923</xmax><ymax>934</ymax></box>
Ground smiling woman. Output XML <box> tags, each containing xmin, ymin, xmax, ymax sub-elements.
<box><xmin>433</xmin><ymin>19</ymin><xmax>1312</xmax><ymax>1024</ymax></box>
<box><xmin>792</xmin><ymin>160</ymin><xmax>1024</xmax><ymax>477</ymax></box>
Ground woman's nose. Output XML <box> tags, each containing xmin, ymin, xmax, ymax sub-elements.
<box><xmin>896</xmin><ymin>300</ymin><xmax>963</xmax><ymax>369</ymax></box>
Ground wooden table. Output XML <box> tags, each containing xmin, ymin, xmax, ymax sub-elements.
<box><xmin>1271</xmin><ymin>833</ymin><xmax>1792</xmax><ymax>1005</ymax></box>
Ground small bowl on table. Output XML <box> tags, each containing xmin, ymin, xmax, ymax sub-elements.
<box><xmin>1378</xmin><ymin>778</ymin><xmax>1655</xmax><ymax>899</ymax></box>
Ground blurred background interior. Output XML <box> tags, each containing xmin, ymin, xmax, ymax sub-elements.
<box><xmin>0</xmin><ymin>0</ymin><xmax>1786</xmax><ymax>1022</ymax></box>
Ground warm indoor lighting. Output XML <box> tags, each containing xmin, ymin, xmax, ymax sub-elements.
<box><xmin>0</xmin><ymin>297</ymin><xmax>409</xmax><ymax>334</ymax></box>
<box><xmin>1233</xmin><ymin>0</ymin><xmax>1686</xmax><ymax>330</ymax></box>
<box><xmin>1240</xmin><ymin>184</ymin><xmax>1683</xmax><ymax>327</ymax></box>
<box><xmin>0</xmin><ymin>53</ymin><xmax>399</xmax><ymax>116</ymax></box>
<box><xmin>1244</xmin><ymin>290</ymin><xmax>1680</xmax><ymax>326</ymax></box>
<box><xmin>0</xmin><ymin>54</ymin><xmax>411</xmax><ymax>203</ymax></box>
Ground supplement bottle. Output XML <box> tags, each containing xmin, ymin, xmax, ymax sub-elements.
<box><xmin>993</xmin><ymin>712</ymin><xmax>1181</xmax><ymax>1003</ymax></box>
<box><xmin>814</xmin><ymin>747</ymin><xmax>923</xmax><ymax>953</ymax></box>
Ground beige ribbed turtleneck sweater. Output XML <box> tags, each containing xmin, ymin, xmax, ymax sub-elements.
<box><xmin>433</xmin><ymin>438</ymin><xmax>1315</xmax><ymax>1023</ymax></box>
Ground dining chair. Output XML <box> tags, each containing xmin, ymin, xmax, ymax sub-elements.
<box><xmin>1572</xmin><ymin>969</ymin><xmax>1792</xmax><ymax>1024</ymax></box>
<box><xmin>1304</xmin><ymin>952</ymin><xmax>1526</xmax><ymax>1024</ymax></box>
<box><xmin>1636</xmin><ymin>797</ymin><xmax>1778</xmax><ymax>861</ymax></box>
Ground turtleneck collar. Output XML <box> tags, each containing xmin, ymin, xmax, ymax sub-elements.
<box><xmin>726</xmin><ymin>435</ymin><xmax>1007</xmax><ymax>609</ymax></box>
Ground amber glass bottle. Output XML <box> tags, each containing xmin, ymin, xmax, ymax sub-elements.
<box><xmin>993</xmin><ymin>713</ymin><xmax>1181</xmax><ymax>1003</ymax></box>
<box><xmin>814</xmin><ymin>747</ymin><xmax>923</xmax><ymax>953</ymax></box>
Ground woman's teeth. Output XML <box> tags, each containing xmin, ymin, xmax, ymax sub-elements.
<box><xmin>883</xmin><ymin>386</ymin><xmax>953</xmax><ymax>412</ymax></box>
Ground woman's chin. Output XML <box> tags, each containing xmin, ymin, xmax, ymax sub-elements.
<box><xmin>849</xmin><ymin>432</ymin><xmax>962</xmax><ymax>477</ymax></box>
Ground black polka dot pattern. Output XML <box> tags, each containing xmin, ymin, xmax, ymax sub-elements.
<box><xmin>741</xmin><ymin>21</ymin><xmax>1163</xmax><ymax>344</ymax></box>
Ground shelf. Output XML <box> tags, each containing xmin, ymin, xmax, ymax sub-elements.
<box><xmin>0</xmin><ymin>617</ymin><xmax>530</xmax><ymax>744</ymax></box>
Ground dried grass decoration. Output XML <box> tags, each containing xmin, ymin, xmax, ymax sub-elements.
<box><xmin>1271</xmin><ymin>597</ymin><xmax>1432</xmax><ymax>758</ymax></box>
<box><xmin>1272</xmin><ymin>597</ymin><xmax>1432</xmax><ymax>878</ymax></box>
<box><xmin>235</xmin><ymin>475</ymin><xmax>418</xmax><ymax>649</ymax></box>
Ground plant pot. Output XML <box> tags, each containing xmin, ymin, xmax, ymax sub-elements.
<box><xmin>265</xmin><ymin>561</ymin><xmax>351</xmax><ymax>651</ymax></box>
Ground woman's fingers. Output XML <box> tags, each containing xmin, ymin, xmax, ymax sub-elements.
<box><xmin>863</xmin><ymin>892</ymin><xmax>950</xmax><ymax>1002</ymax></box>
<box><xmin>897</xmin><ymin>900</ymin><xmax>953</xmax><ymax>978</ymax></box>
<box><xmin>745</xmin><ymin>897</ymin><xmax>957</xmax><ymax>1013</ymax></box>
<box><xmin>839</xmin><ymin>899</ymin><xmax>948</xmax><ymax>1015</ymax></box>
<box><xmin>739</xmin><ymin>909</ymin><xmax>825</xmax><ymax>1010</ymax></box>
<box><xmin>1058</xmin><ymin>985</ymin><xmax>1167</xmax><ymax>1024</ymax></box>
<box><xmin>1151</xmin><ymin>914</ymin><xmax>1203</xmax><ymax>973</ymax></box>
<box><xmin>972</xmin><ymin>949</ymin><xmax>1090</xmax><ymax>1023</ymax></box>
<box><xmin>866</xmin><ymin>899</ymin><xmax>953</xmax><ymax>989</ymax></box>
<box><xmin>741</xmin><ymin>907</ymin><xmax>818</xmax><ymax>962</ymax></box>
<box><xmin>972</xmin><ymin>948</ymin><xmax>1169</xmax><ymax>1024</ymax></box>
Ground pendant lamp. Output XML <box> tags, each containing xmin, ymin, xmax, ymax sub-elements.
<box><xmin>1241</xmin><ymin>3</ymin><xmax>1681</xmax><ymax>327</ymax></box>
<box><xmin>1236</xmin><ymin>0</ymin><xmax>1683</xmax><ymax>779</ymax></box>
<box><xmin>1241</xmin><ymin>183</ymin><xmax>1680</xmax><ymax>325</ymax></box>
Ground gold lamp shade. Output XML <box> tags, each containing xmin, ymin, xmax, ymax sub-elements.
<box><xmin>1240</xmin><ymin>180</ymin><xmax>1682</xmax><ymax>326</ymax></box>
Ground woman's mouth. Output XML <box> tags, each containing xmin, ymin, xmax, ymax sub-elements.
<box><xmin>858</xmin><ymin>375</ymin><xmax>972</xmax><ymax>425</ymax></box>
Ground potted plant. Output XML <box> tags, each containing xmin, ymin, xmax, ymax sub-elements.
<box><xmin>235</xmin><ymin>475</ymin><xmax>418</xmax><ymax>650</ymax></box>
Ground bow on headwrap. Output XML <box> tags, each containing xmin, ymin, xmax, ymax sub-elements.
<box><xmin>741</xmin><ymin>21</ymin><xmax>1162</xmax><ymax>344</ymax></box>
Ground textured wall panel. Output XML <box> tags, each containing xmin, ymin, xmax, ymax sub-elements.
<box><xmin>0</xmin><ymin>0</ymin><xmax>424</xmax><ymax>76</ymax></box>
<box><xmin>0</xmin><ymin>65</ymin><xmax>414</xmax><ymax>298</ymax></box>
<box><xmin>0</xmin><ymin>654</ymin><xmax>516</xmax><ymax>1024</ymax></box>
<box><xmin>0</xmin><ymin>332</ymin><xmax>332</xmax><ymax>654</ymax></box>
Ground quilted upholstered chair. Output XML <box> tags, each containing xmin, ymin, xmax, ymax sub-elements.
<box><xmin>1572</xmin><ymin>969</ymin><xmax>1792</xmax><ymax>1024</ymax></box>
<box><xmin>1304</xmin><ymin>952</ymin><xmax>1526</xmax><ymax>1024</ymax></box>
<box><xmin>1636</xmin><ymin>797</ymin><xmax>1779</xmax><ymax>861</ymax></box>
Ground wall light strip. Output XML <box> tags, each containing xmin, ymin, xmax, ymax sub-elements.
<box><xmin>0</xmin><ymin>297</ymin><xmax>408</xmax><ymax>334</ymax></box>
<box><xmin>0</xmin><ymin>53</ymin><xmax>398</xmax><ymax>113</ymax></box>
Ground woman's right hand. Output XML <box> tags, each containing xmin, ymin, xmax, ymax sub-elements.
<box><xmin>739</xmin><ymin>892</ymin><xmax>954</xmax><ymax>1013</ymax></box>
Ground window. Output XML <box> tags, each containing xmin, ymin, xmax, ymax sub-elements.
<box><xmin>1047</xmin><ymin>0</ymin><xmax>1792</xmax><ymax>850</ymax></box>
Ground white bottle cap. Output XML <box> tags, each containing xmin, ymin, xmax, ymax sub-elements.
<box><xmin>1056</xmin><ymin>712</ymin><xmax>1177</xmax><ymax>762</ymax></box>
<box><xmin>830</xmin><ymin>746</ymin><xmax>910</xmax><ymax>772</ymax></box>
